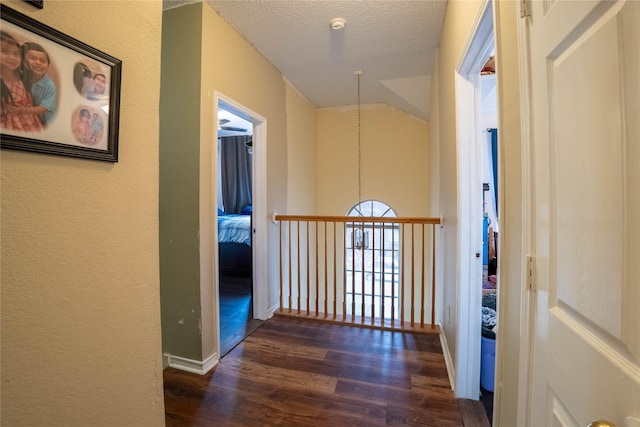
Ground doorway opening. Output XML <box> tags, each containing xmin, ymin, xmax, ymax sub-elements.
<box><xmin>216</xmin><ymin>100</ymin><xmax>263</xmax><ymax>357</ymax></box>
<box><xmin>478</xmin><ymin>54</ymin><xmax>498</xmax><ymax>424</ymax></box>
<box><xmin>454</xmin><ymin>2</ymin><xmax>499</xmax><ymax>422</ymax></box>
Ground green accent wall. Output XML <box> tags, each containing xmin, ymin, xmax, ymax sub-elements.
<box><xmin>160</xmin><ymin>3</ymin><xmax>204</xmax><ymax>361</ymax></box>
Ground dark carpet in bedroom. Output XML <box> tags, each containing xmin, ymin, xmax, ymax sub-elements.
<box><xmin>219</xmin><ymin>274</ymin><xmax>263</xmax><ymax>357</ymax></box>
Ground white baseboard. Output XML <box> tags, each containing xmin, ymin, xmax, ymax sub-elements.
<box><xmin>164</xmin><ymin>352</ymin><xmax>218</xmax><ymax>375</ymax></box>
<box><xmin>439</xmin><ymin>328</ymin><xmax>456</xmax><ymax>392</ymax></box>
<box><xmin>267</xmin><ymin>303</ymin><xmax>279</xmax><ymax>318</ymax></box>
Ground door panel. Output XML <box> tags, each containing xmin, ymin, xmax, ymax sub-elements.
<box><xmin>529</xmin><ymin>0</ymin><xmax>640</xmax><ymax>425</ymax></box>
<box><xmin>553</xmin><ymin>11</ymin><xmax>623</xmax><ymax>338</ymax></box>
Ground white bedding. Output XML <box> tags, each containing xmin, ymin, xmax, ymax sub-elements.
<box><xmin>218</xmin><ymin>214</ymin><xmax>251</xmax><ymax>246</ymax></box>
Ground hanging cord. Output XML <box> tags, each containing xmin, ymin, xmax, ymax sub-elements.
<box><xmin>354</xmin><ymin>71</ymin><xmax>365</xmax><ymax>248</ymax></box>
<box><xmin>355</xmin><ymin>70</ymin><xmax>363</xmax><ymax>204</ymax></box>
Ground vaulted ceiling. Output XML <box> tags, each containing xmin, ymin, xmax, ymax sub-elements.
<box><xmin>163</xmin><ymin>0</ymin><xmax>448</xmax><ymax>120</ymax></box>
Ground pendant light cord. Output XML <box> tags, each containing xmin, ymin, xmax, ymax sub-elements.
<box><xmin>356</xmin><ymin>71</ymin><xmax>362</xmax><ymax>204</ymax></box>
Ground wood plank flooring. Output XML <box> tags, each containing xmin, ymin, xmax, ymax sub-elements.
<box><xmin>219</xmin><ymin>274</ymin><xmax>263</xmax><ymax>356</ymax></box>
<box><xmin>164</xmin><ymin>315</ymin><xmax>489</xmax><ymax>426</ymax></box>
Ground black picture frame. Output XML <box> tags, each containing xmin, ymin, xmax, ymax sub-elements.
<box><xmin>1</xmin><ymin>5</ymin><xmax>121</xmax><ymax>162</ymax></box>
<box><xmin>24</xmin><ymin>1</ymin><xmax>44</xmax><ymax>10</ymax></box>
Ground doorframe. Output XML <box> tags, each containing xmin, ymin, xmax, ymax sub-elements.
<box><xmin>514</xmin><ymin>2</ymin><xmax>535</xmax><ymax>424</ymax></box>
<box><xmin>201</xmin><ymin>92</ymin><xmax>268</xmax><ymax>365</ymax></box>
<box><xmin>454</xmin><ymin>0</ymin><xmax>495</xmax><ymax>400</ymax></box>
<box><xmin>215</xmin><ymin>94</ymin><xmax>269</xmax><ymax>321</ymax></box>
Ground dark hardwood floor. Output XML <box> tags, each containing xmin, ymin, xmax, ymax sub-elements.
<box><xmin>479</xmin><ymin>387</ymin><xmax>493</xmax><ymax>424</ymax></box>
<box><xmin>219</xmin><ymin>274</ymin><xmax>263</xmax><ymax>356</ymax></box>
<box><xmin>164</xmin><ymin>315</ymin><xmax>489</xmax><ymax>426</ymax></box>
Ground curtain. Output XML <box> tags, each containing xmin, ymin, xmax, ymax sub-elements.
<box><xmin>217</xmin><ymin>140</ymin><xmax>225</xmax><ymax>212</ymax></box>
<box><xmin>489</xmin><ymin>128</ymin><xmax>498</xmax><ymax>213</ymax></box>
<box><xmin>220</xmin><ymin>135</ymin><xmax>252</xmax><ymax>214</ymax></box>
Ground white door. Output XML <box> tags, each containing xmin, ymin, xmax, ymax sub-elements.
<box><xmin>527</xmin><ymin>0</ymin><xmax>640</xmax><ymax>426</ymax></box>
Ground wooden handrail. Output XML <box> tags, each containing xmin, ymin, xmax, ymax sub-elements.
<box><xmin>275</xmin><ymin>214</ymin><xmax>441</xmax><ymax>224</ymax></box>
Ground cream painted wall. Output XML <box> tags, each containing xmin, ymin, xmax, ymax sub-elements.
<box><xmin>430</xmin><ymin>0</ymin><xmax>483</xmax><ymax>386</ymax></box>
<box><xmin>0</xmin><ymin>0</ymin><xmax>164</xmax><ymax>425</ymax></box>
<box><xmin>428</xmin><ymin>56</ymin><xmax>445</xmax><ymax>328</ymax></box>
<box><xmin>285</xmin><ymin>80</ymin><xmax>317</xmax><ymax>214</ymax></box>
<box><xmin>199</xmin><ymin>2</ymin><xmax>288</xmax><ymax>352</ymax></box>
<box><xmin>317</xmin><ymin>104</ymin><xmax>429</xmax><ymax>216</ymax></box>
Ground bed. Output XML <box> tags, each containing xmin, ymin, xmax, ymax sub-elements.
<box><xmin>218</xmin><ymin>213</ymin><xmax>252</xmax><ymax>277</ymax></box>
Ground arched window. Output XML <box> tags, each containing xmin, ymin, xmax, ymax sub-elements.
<box><xmin>345</xmin><ymin>200</ymin><xmax>399</xmax><ymax>320</ymax></box>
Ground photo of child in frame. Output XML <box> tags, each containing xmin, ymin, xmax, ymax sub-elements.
<box><xmin>0</xmin><ymin>29</ymin><xmax>59</xmax><ymax>132</ymax></box>
<box><xmin>73</xmin><ymin>60</ymin><xmax>109</xmax><ymax>102</ymax></box>
<box><xmin>72</xmin><ymin>105</ymin><xmax>104</xmax><ymax>146</ymax></box>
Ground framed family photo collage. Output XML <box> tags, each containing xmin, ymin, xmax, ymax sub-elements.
<box><xmin>0</xmin><ymin>4</ymin><xmax>122</xmax><ymax>162</ymax></box>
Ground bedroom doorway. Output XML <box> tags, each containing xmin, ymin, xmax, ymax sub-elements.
<box><xmin>217</xmin><ymin>100</ymin><xmax>263</xmax><ymax>357</ymax></box>
<box><xmin>454</xmin><ymin>1</ymin><xmax>500</xmax><ymax>418</ymax></box>
<box><xmin>478</xmin><ymin>56</ymin><xmax>498</xmax><ymax>423</ymax></box>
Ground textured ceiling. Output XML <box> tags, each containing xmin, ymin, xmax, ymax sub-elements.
<box><xmin>163</xmin><ymin>0</ymin><xmax>447</xmax><ymax>120</ymax></box>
